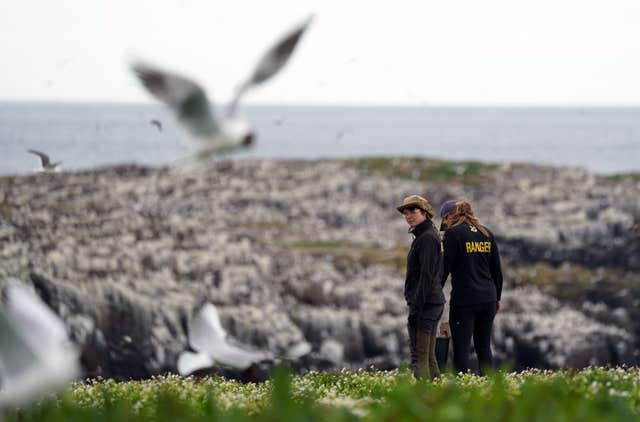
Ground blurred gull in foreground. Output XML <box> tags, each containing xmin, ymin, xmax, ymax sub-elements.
<box><xmin>27</xmin><ymin>150</ymin><xmax>62</xmax><ymax>173</ymax></box>
<box><xmin>177</xmin><ymin>303</ymin><xmax>311</xmax><ymax>376</ymax></box>
<box><xmin>0</xmin><ymin>283</ymin><xmax>79</xmax><ymax>408</ymax></box>
<box><xmin>131</xmin><ymin>15</ymin><xmax>313</xmax><ymax>161</ymax></box>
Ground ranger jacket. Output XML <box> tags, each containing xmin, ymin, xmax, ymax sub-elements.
<box><xmin>442</xmin><ymin>222</ymin><xmax>503</xmax><ymax>307</ymax></box>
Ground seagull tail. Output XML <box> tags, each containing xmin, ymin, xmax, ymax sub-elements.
<box><xmin>177</xmin><ymin>351</ymin><xmax>213</xmax><ymax>376</ymax></box>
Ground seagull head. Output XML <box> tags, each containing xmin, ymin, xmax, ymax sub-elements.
<box><xmin>221</xmin><ymin>117</ymin><xmax>255</xmax><ymax>150</ymax></box>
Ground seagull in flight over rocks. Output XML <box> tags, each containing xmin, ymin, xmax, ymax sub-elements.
<box><xmin>0</xmin><ymin>282</ymin><xmax>79</xmax><ymax>408</ymax></box>
<box><xmin>131</xmin><ymin>15</ymin><xmax>313</xmax><ymax>161</ymax></box>
<box><xmin>177</xmin><ymin>303</ymin><xmax>272</xmax><ymax>374</ymax></box>
<box><xmin>27</xmin><ymin>149</ymin><xmax>62</xmax><ymax>172</ymax></box>
<box><xmin>177</xmin><ymin>303</ymin><xmax>311</xmax><ymax>375</ymax></box>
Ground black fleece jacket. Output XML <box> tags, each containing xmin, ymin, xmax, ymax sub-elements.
<box><xmin>441</xmin><ymin>222</ymin><xmax>503</xmax><ymax>307</ymax></box>
<box><xmin>404</xmin><ymin>219</ymin><xmax>446</xmax><ymax>309</ymax></box>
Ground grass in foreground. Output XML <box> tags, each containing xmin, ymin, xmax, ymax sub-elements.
<box><xmin>5</xmin><ymin>367</ymin><xmax>640</xmax><ymax>421</ymax></box>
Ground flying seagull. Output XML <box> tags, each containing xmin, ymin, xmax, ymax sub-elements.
<box><xmin>150</xmin><ymin>119</ymin><xmax>163</xmax><ymax>132</ymax></box>
<box><xmin>177</xmin><ymin>303</ymin><xmax>311</xmax><ymax>376</ymax></box>
<box><xmin>27</xmin><ymin>149</ymin><xmax>61</xmax><ymax>172</ymax></box>
<box><xmin>0</xmin><ymin>282</ymin><xmax>79</xmax><ymax>408</ymax></box>
<box><xmin>177</xmin><ymin>303</ymin><xmax>272</xmax><ymax>374</ymax></box>
<box><xmin>131</xmin><ymin>15</ymin><xmax>313</xmax><ymax>161</ymax></box>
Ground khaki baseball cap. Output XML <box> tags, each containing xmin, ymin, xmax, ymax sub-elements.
<box><xmin>396</xmin><ymin>195</ymin><xmax>434</xmax><ymax>217</ymax></box>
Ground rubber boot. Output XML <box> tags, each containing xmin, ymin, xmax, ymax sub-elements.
<box><xmin>415</xmin><ymin>331</ymin><xmax>431</xmax><ymax>380</ymax></box>
<box><xmin>428</xmin><ymin>333</ymin><xmax>441</xmax><ymax>379</ymax></box>
<box><xmin>408</xmin><ymin>322</ymin><xmax>417</xmax><ymax>375</ymax></box>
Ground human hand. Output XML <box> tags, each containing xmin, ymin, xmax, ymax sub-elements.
<box><xmin>496</xmin><ymin>301</ymin><xmax>501</xmax><ymax>313</ymax></box>
<box><xmin>439</xmin><ymin>322</ymin><xmax>451</xmax><ymax>337</ymax></box>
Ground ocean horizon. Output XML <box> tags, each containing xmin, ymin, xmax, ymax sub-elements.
<box><xmin>1</xmin><ymin>101</ymin><xmax>639</xmax><ymax>176</ymax></box>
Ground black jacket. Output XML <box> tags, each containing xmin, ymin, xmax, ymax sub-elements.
<box><xmin>441</xmin><ymin>222</ymin><xmax>503</xmax><ymax>307</ymax></box>
<box><xmin>404</xmin><ymin>219</ymin><xmax>446</xmax><ymax>309</ymax></box>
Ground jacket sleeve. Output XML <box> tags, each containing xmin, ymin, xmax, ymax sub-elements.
<box><xmin>441</xmin><ymin>230</ymin><xmax>457</xmax><ymax>287</ymax></box>
<box><xmin>416</xmin><ymin>236</ymin><xmax>440</xmax><ymax>308</ymax></box>
<box><xmin>489</xmin><ymin>235</ymin><xmax>503</xmax><ymax>301</ymax></box>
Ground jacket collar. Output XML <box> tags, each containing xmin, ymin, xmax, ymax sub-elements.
<box><xmin>409</xmin><ymin>219</ymin><xmax>432</xmax><ymax>238</ymax></box>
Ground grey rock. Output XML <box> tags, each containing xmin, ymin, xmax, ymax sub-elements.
<box><xmin>0</xmin><ymin>160</ymin><xmax>638</xmax><ymax>378</ymax></box>
<box><xmin>494</xmin><ymin>287</ymin><xmax>636</xmax><ymax>369</ymax></box>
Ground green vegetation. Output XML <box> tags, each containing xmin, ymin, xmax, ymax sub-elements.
<box><xmin>359</xmin><ymin>244</ymin><xmax>408</xmax><ymax>270</ymax></box>
<box><xmin>279</xmin><ymin>240</ymin><xmax>349</xmax><ymax>249</ymax></box>
<box><xmin>6</xmin><ymin>367</ymin><xmax>640</xmax><ymax>421</ymax></box>
<box><xmin>346</xmin><ymin>157</ymin><xmax>498</xmax><ymax>185</ymax></box>
<box><xmin>279</xmin><ymin>240</ymin><xmax>409</xmax><ymax>271</ymax></box>
<box><xmin>601</xmin><ymin>172</ymin><xmax>640</xmax><ymax>182</ymax></box>
<box><xmin>506</xmin><ymin>262</ymin><xmax>595</xmax><ymax>293</ymax></box>
<box><xmin>504</xmin><ymin>262</ymin><xmax>640</xmax><ymax>302</ymax></box>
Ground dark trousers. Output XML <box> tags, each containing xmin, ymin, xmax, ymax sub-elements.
<box><xmin>408</xmin><ymin>304</ymin><xmax>444</xmax><ymax>376</ymax></box>
<box><xmin>449</xmin><ymin>302</ymin><xmax>496</xmax><ymax>375</ymax></box>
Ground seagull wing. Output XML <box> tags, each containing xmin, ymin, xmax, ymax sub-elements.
<box><xmin>5</xmin><ymin>284</ymin><xmax>69</xmax><ymax>354</ymax></box>
<box><xmin>189</xmin><ymin>303</ymin><xmax>228</xmax><ymax>348</ymax></box>
<box><xmin>0</xmin><ymin>310</ymin><xmax>41</xmax><ymax>382</ymax></box>
<box><xmin>27</xmin><ymin>149</ymin><xmax>50</xmax><ymax>167</ymax></box>
<box><xmin>132</xmin><ymin>62</ymin><xmax>220</xmax><ymax>139</ymax></box>
<box><xmin>188</xmin><ymin>303</ymin><xmax>271</xmax><ymax>370</ymax></box>
<box><xmin>0</xmin><ymin>309</ymin><xmax>75</xmax><ymax>408</ymax></box>
<box><xmin>228</xmin><ymin>15</ymin><xmax>313</xmax><ymax>115</ymax></box>
<box><xmin>0</xmin><ymin>284</ymin><xmax>79</xmax><ymax>408</ymax></box>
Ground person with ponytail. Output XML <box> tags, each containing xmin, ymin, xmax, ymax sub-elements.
<box><xmin>396</xmin><ymin>195</ymin><xmax>446</xmax><ymax>380</ymax></box>
<box><xmin>439</xmin><ymin>199</ymin><xmax>503</xmax><ymax>375</ymax></box>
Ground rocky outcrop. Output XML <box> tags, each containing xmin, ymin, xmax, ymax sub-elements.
<box><xmin>0</xmin><ymin>159</ymin><xmax>638</xmax><ymax>378</ymax></box>
<box><xmin>494</xmin><ymin>287</ymin><xmax>635</xmax><ymax>369</ymax></box>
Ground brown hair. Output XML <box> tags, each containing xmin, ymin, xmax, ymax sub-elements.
<box><xmin>449</xmin><ymin>200</ymin><xmax>490</xmax><ymax>237</ymax></box>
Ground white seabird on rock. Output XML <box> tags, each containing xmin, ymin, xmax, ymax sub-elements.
<box><xmin>27</xmin><ymin>149</ymin><xmax>62</xmax><ymax>172</ymax></box>
<box><xmin>177</xmin><ymin>303</ymin><xmax>272</xmax><ymax>375</ymax></box>
<box><xmin>131</xmin><ymin>15</ymin><xmax>313</xmax><ymax>161</ymax></box>
<box><xmin>0</xmin><ymin>283</ymin><xmax>79</xmax><ymax>408</ymax></box>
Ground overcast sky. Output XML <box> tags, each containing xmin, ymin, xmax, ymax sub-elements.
<box><xmin>2</xmin><ymin>0</ymin><xmax>640</xmax><ymax>105</ymax></box>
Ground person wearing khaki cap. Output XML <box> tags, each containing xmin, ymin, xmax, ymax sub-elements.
<box><xmin>397</xmin><ymin>195</ymin><xmax>445</xmax><ymax>380</ymax></box>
